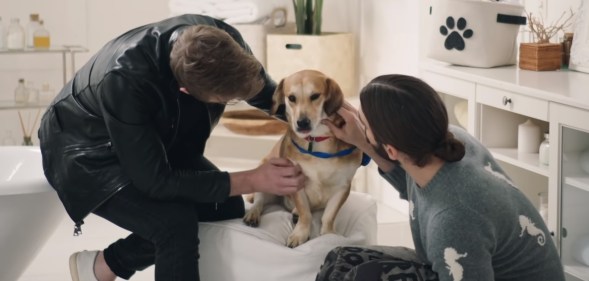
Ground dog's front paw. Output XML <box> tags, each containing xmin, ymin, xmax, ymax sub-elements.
<box><xmin>287</xmin><ymin>230</ymin><xmax>309</xmax><ymax>248</ymax></box>
<box><xmin>243</xmin><ymin>209</ymin><xmax>261</xmax><ymax>227</ymax></box>
<box><xmin>320</xmin><ymin>225</ymin><xmax>335</xmax><ymax>236</ymax></box>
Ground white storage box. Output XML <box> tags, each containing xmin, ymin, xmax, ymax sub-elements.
<box><xmin>426</xmin><ymin>0</ymin><xmax>527</xmax><ymax>68</ymax></box>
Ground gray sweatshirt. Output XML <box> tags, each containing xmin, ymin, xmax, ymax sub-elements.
<box><xmin>380</xmin><ymin>125</ymin><xmax>564</xmax><ymax>281</ymax></box>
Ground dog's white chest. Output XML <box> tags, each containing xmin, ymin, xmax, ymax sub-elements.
<box><xmin>298</xmin><ymin>160</ymin><xmax>357</xmax><ymax>209</ymax></box>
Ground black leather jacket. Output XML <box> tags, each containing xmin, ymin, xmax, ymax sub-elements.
<box><xmin>38</xmin><ymin>14</ymin><xmax>278</xmax><ymax>227</ymax></box>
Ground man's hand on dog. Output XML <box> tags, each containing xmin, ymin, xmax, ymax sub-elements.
<box><xmin>230</xmin><ymin>158</ymin><xmax>306</xmax><ymax>196</ymax></box>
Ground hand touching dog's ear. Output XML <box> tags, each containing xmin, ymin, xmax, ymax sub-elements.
<box><xmin>271</xmin><ymin>79</ymin><xmax>285</xmax><ymax>116</ymax></box>
<box><xmin>324</xmin><ymin>78</ymin><xmax>344</xmax><ymax>116</ymax></box>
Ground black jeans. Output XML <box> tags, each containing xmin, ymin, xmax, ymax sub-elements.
<box><xmin>92</xmin><ymin>158</ymin><xmax>245</xmax><ymax>281</ymax></box>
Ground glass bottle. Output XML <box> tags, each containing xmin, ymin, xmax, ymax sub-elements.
<box><xmin>7</xmin><ymin>18</ymin><xmax>25</xmax><ymax>50</ymax></box>
<box><xmin>26</xmin><ymin>14</ymin><xmax>40</xmax><ymax>48</ymax></box>
<box><xmin>537</xmin><ymin>191</ymin><xmax>548</xmax><ymax>223</ymax></box>
<box><xmin>538</xmin><ymin>132</ymin><xmax>549</xmax><ymax>166</ymax></box>
<box><xmin>0</xmin><ymin>17</ymin><xmax>6</xmax><ymax>50</ymax></box>
<box><xmin>14</xmin><ymin>78</ymin><xmax>29</xmax><ymax>104</ymax></box>
<box><xmin>33</xmin><ymin>20</ymin><xmax>50</xmax><ymax>49</ymax></box>
<box><xmin>39</xmin><ymin>82</ymin><xmax>55</xmax><ymax>103</ymax></box>
<box><xmin>26</xmin><ymin>81</ymin><xmax>39</xmax><ymax>104</ymax></box>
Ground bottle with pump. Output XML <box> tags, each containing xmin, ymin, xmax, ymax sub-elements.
<box><xmin>33</xmin><ymin>20</ymin><xmax>50</xmax><ymax>49</ymax></box>
<box><xmin>7</xmin><ymin>18</ymin><xmax>25</xmax><ymax>50</ymax></box>
<box><xmin>14</xmin><ymin>78</ymin><xmax>29</xmax><ymax>104</ymax></box>
<box><xmin>26</xmin><ymin>14</ymin><xmax>40</xmax><ymax>49</ymax></box>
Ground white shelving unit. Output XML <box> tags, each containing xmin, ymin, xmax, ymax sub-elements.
<box><xmin>0</xmin><ymin>45</ymin><xmax>88</xmax><ymax>86</ymax></box>
<box><xmin>0</xmin><ymin>46</ymin><xmax>88</xmax><ymax>145</ymax></box>
<box><xmin>420</xmin><ymin>60</ymin><xmax>589</xmax><ymax>281</ymax></box>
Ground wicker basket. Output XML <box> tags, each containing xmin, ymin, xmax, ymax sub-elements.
<box><xmin>220</xmin><ymin>109</ymin><xmax>288</xmax><ymax>136</ymax></box>
<box><xmin>519</xmin><ymin>43</ymin><xmax>563</xmax><ymax>71</ymax></box>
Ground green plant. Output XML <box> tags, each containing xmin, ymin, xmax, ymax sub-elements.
<box><xmin>293</xmin><ymin>0</ymin><xmax>323</xmax><ymax>35</ymax></box>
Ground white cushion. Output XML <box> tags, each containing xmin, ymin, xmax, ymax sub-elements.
<box><xmin>198</xmin><ymin>191</ymin><xmax>377</xmax><ymax>281</ymax></box>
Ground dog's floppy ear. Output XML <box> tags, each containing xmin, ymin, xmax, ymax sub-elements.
<box><xmin>271</xmin><ymin>78</ymin><xmax>285</xmax><ymax>116</ymax></box>
<box><xmin>323</xmin><ymin>78</ymin><xmax>344</xmax><ymax>116</ymax></box>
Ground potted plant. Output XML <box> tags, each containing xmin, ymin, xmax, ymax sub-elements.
<box><xmin>266</xmin><ymin>0</ymin><xmax>357</xmax><ymax>97</ymax></box>
<box><xmin>293</xmin><ymin>0</ymin><xmax>323</xmax><ymax>35</ymax></box>
<box><xmin>519</xmin><ymin>9</ymin><xmax>575</xmax><ymax>71</ymax></box>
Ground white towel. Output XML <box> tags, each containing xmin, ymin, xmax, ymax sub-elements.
<box><xmin>169</xmin><ymin>0</ymin><xmax>261</xmax><ymax>24</ymax></box>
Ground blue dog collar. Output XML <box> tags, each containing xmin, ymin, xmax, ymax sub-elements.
<box><xmin>291</xmin><ymin>139</ymin><xmax>371</xmax><ymax>166</ymax></box>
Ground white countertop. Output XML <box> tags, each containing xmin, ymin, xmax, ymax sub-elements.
<box><xmin>421</xmin><ymin>60</ymin><xmax>589</xmax><ymax>111</ymax></box>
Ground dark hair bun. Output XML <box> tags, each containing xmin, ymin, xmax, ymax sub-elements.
<box><xmin>433</xmin><ymin>132</ymin><xmax>465</xmax><ymax>162</ymax></box>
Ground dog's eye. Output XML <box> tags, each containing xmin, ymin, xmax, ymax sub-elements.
<box><xmin>310</xmin><ymin>93</ymin><xmax>320</xmax><ymax>101</ymax></box>
<box><xmin>288</xmin><ymin>95</ymin><xmax>296</xmax><ymax>103</ymax></box>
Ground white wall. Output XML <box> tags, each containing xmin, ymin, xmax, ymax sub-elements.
<box><xmin>0</xmin><ymin>0</ymin><xmax>580</xmax><ymax>208</ymax></box>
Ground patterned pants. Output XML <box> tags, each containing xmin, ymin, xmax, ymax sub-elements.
<box><xmin>315</xmin><ymin>246</ymin><xmax>439</xmax><ymax>281</ymax></box>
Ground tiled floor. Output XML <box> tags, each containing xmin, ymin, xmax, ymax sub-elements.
<box><xmin>18</xmin><ymin>203</ymin><xmax>411</xmax><ymax>281</ymax></box>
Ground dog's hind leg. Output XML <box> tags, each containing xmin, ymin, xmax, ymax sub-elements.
<box><xmin>243</xmin><ymin>192</ymin><xmax>275</xmax><ymax>227</ymax></box>
<box><xmin>320</xmin><ymin>187</ymin><xmax>351</xmax><ymax>235</ymax></box>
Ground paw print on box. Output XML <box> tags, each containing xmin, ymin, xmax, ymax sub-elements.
<box><xmin>440</xmin><ymin>16</ymin><xmax>474</xmax><ymax>51</ymax></box>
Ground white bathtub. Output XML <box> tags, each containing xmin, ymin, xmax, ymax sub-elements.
<box><xmin>0</xmin><ymin>146</ymin><xmax>65</xmax><ymax>281</ymax></box>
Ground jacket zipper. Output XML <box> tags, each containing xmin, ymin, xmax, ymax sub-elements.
<box><xmin>73</xmin><ymin>183</ymin><xmax>127</xmax><ymax>236</ymax></box>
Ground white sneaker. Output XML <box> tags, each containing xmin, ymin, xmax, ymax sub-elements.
<box><xmin>69</xmin><ymin>250</ymin><xmax>99</xmax><ymax>281</ymax></box>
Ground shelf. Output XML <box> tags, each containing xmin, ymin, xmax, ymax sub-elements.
<box><xmin>0</xmin><ymin>45</ymin><xmax>89</xmax><ymax>86</ymax></box>
<box><xmin>0</xmin><ymin>100</ymin><xmax>50</xmax><ymax>110</ymax></box>
<box><xmin>562</xmin><ymin>153</ymin><xmax>589</xmax><ymax>192</ymax></box>
<box><xmin>565</xmin><ymin>262</ymin><xmax>589</xmax><ymax>281</ymax></box>
<box><xmin>0</xmin><ymin>45</ymin><xmax>88</xmax><ymax>55</ymax></box>
<box><xmin>489</xmin><ymin>148</ymin><xmax>549</xmax><ymax>177</ymax></box>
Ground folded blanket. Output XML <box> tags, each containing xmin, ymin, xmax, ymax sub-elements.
<box><xmin>169</xmin><ymin>0</ymin><xmax>260</xmax><ymax>24</ymax></box>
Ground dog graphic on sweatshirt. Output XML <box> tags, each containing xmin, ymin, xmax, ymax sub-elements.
<box><xmin>519</xmin><ymin>215</ymin><xmax>546</xmax><ymax>246</ymax></box>
<box><xmin>444</xmin><ymin>247</ymin><xmax>468</xmax><ymax>281</ymax></box>
<box><xmin>409</xmin><ymin>200</ymin><xmax>415</xmax><ymax>220</ymax></box>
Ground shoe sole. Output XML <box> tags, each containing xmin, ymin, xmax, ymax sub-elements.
<box><xmin>69</xmin><ymin>252</ymin><xmax>81</xmax><ymax>281</ymax></box>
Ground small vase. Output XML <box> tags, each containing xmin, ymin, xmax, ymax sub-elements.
<box><xmin>22</xmin><ymin>136</ymin><xmax>33</xmax><ymax>146</ymax></box>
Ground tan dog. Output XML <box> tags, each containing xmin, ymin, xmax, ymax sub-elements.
<box><xmin>243</xmin><ymin>70</ymin><xmax>365</xmax><ymax>248</ymax></box>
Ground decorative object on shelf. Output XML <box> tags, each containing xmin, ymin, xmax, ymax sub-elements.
<box><xmin>14</xmin><ymin>78</ymin><xmax>29</xmax><ymax>104</ymax></box>
<box><xmin>6</xmin><ymin>18</ymin><xmax>25</xmax><ymax>50</ymax></box>
<box><xmin>26</xmin><ymin>13</ymin><xmax>40</xmax><ymax>48</ymax></box>
<box><xmin>538</xmin><ymin>132</ymin><xmax>549</xmax><ymax>165</ymax></box>
<box><xmin>292</xmin><ymin>0</ymin><xmax>323</xmax><ymax>35</ymax></box>
<box><xmin>562</xmin><ymin>32</ymin><xmax>574</xmax><ymax>68</ymax></box>
<box><xmin>580</xmin><ymin>149</ymin><xmax>589</xmax><ymax>175</ymax></box>
<box><xmin>453</xmin><ymin>100</ymin><xmax>468</xmax><ymax>129</ymax></box>
<box><xmin>38</xmin><ymin>83</ymin><xmax>55</xmax><ymax>103</ymax></box>
<box><xmin>570</xmin><ymin>0</ymin><xmax>589</xmax><ymax>74</ymax></box>
<box><xmin>33</xmin><ymin>20</ymin><xmax>50</xmax><ymax>49</ymax></box>
<box><xmin>517</xmin><ymin>119</ymin><xmax>540</xmax><ymax>154</ymax></box>
<box><xmin>0</xmin><ymin>17</ymin><xmax>6</xmax><ymax>50</ymax></box>
<box><xmin>537</xmin><ymin>191</ymin><xmax>548</xmax><ymax>223</ymax></box>
<box><xmin>17</xmin><ymin>110</ymin><xmax>41</xmax><ymax>146</ymax></box>
<box><xmin>572</xmin><ymin>235</ymin><xmax>589</xmax><ymax>266</ymax></box>
<box><xmin>26</xmin><ymin>81</ymin><xmax>39</xmax><ymax>104</ymax></box>
<box><xmin>519</xmin><ymin>9</ymin><xmax>574</xmax><ymax>71</ymax></box>
<box><xmin>220</xmin><ymin>109</ymin><xmax>287</xmax><ymax>135</ymax></box>
<box><xmin>427</xmin><ymin>0</ymin><xmax>526</xmax><ymax>68</ymax></box>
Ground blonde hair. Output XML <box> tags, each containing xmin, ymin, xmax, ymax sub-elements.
<box><xmin>170</xmin><ymin>25</ymin><xmax>263</xmax><ymax>101</ymax></box>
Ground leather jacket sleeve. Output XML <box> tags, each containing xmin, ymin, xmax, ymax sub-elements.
<box><xmin>98</xmin><ymin>71</ymin><xmax>231</xmax><ymax>202</ymax></box>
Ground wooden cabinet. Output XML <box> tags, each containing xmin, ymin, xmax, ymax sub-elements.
<box><xmin>421</xmin><ymin>60</ymin><xmax>589</xmax><ymax>281</ymax></box>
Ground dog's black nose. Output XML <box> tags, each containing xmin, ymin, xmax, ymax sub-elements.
<box><xmin>297</xmin><ymin>118</ymin><xmax>311</xmax><ymax>130</ymax></box>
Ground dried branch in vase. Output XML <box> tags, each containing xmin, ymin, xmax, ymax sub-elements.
<box><xmin>526</xmin><ymin>9</ymin><xmax>575</xmax><ymax>44</ymax></box>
